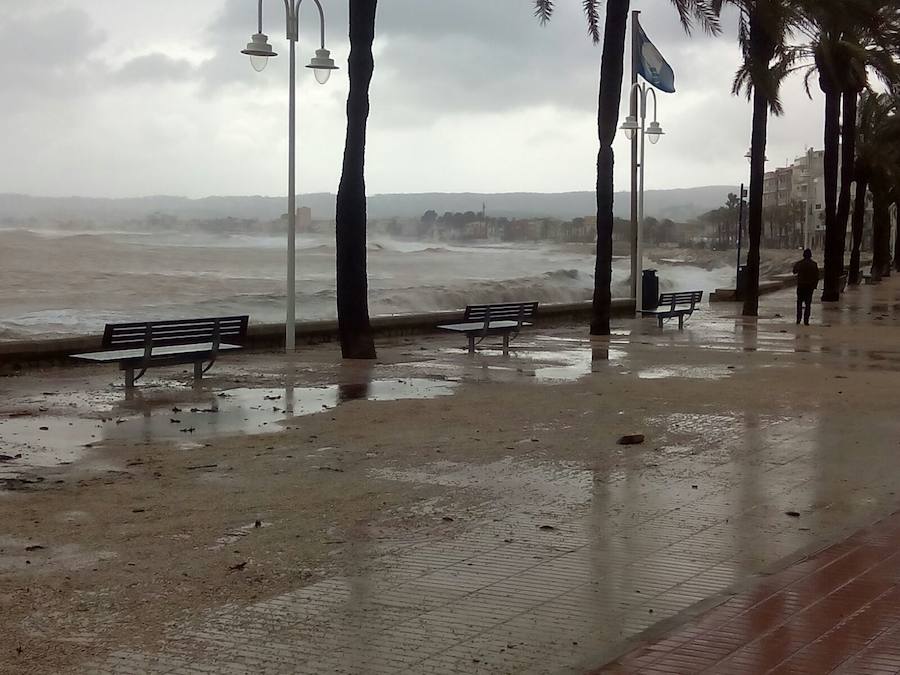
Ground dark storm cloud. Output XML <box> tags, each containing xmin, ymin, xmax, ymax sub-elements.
<box><xmin>0</xmin><ymin>1</ymin><xmax>824</xmax><ymax>197</ymax></box>
<box><xmin>197</xmin><ymin>0</ymin><xmax>739</xmax><ymax>124</ymax></box>
<box><xmin>1</xmin><ymin>7</ymin><xmax>108</xmax><ymax>101</ymax></box>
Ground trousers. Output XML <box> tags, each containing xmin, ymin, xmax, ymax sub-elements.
<box><xmin>797</xmin><ymin>286</ymin><xmax>814</xmax><ymax>325</ymax></box>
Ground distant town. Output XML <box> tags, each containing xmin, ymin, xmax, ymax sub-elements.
<box><xmin>0</xmin><ymin>152</ymin><xmax>875</xmax><ymax>251</ymax></box>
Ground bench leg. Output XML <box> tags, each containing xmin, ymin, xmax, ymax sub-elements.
<box><xmin>194</xmin><ymin>361</ymin><xmax>203</xmax><ymax>382</ymax></box>
<box><xmin>502</xmin><ymin>334</ymin><xmax>510</xmax><ymax>357</ymax></box>
<box><xmin>678</xmin><ymin>315</ymin><xmax>685</xmax><ymax>330</ymax></box>
<box><xmin>658</xmin><ymin>317</ymin><xmax>664</xmax><ymax>330</ymax></box>
<box><xmin>124</xmin><ymin>368</ymin><xmax>135</xmax><ymax>390</ymax></box>
<box><xmin>467</xmin><ymin>334</ymin><xmax>476</xmax><ymax>355</ymax></box>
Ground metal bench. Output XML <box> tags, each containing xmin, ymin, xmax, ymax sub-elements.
<box><xmin>640</xmin><ymin>291</ymin><xmax>703</xmax><ymax>330</ymax></box>
<box><xmin>71</xmin><ymin>316</ymin><xmax>249</xmax><ymax>389</ymax></box>
<box><xmin>437</xmin><ymin>302</ymin><xmax>538</xmax><ymax>355</ymax></box>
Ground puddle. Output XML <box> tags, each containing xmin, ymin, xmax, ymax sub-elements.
<box><xmin>534</xmin><ymin>347</ymin><xmax>628</xmax><ymax>381</ymax></box>
<box><xmin>637</xmin><ymin>365</ymin><xmax>734</xmax><ymax>380</ymax></box>
<box><xmin>0</xmin><ymin>416</ymin><xmax>105</xmax><ymax>479</ymax></box>
<box><xmin>105</xmin><ymin>378</ymin><xmax>456</xmax><ymax>443</ymax></box>
<box><xmin>0</xmin><ymin>379</ymin><xmax>456</xmax><ymax>480</ymax></box>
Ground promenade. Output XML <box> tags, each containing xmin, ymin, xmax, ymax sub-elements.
<box><xmin>2</xmin><ymin>280</ymin><xmax>900</xmax><ymax>674</ymax></box>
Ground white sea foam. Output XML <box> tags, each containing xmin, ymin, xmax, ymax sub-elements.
<box><xmin>0</xmin><ymin>228</ymin><xmax>734</xmax><ymax>341</ymax></box>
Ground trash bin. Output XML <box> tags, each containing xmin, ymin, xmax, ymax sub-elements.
<box><xmin>736</xmin><ymin>265</ymin><xmax>748</xmax><ymax>300</ymax></box>
<box><xmin>642</xmin><ymin>269</ymin><xmax>659</xmax><ymax>310</ymax></box>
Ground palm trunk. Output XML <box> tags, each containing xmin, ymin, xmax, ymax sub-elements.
<box><xmin>871</xmin><ymin>181</ymin><xmax>890</xmax><ymax>280</ymax></box>
<box><xmin>335</xmin><ymin>0</ymin><xmax>377</xmax><ymax>359</ymax></box>
<box><xmin>848</xmin><ymin>172</ymin><xmax>867</xmax><ymax>285</ymax></box>
<box><xmin>590</xmin><ymin>0</ymin><xmax>630</xmax><ymax>336</ymax></box>
<box><xmin>894</xmin><ymin>202</ymin><xmax>900</xmax><ymax>272</ymax></box>
<box><xmin>836</xmin><ymin>91</ymin><xmax>857</xmax><ymax>279</ymax></box>
<box><xmin>821</xmin><ymin>89</ymin><xmax>842</xmax><ymax>301</ymax></box>
<box><xmin>742</xmin><ymin>87</ymin><xmax>768</xmax><ymax>317</ymax></box>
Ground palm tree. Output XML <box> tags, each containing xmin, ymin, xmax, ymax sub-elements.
<box><xmin>795</xmin><ymin>0</ymin><xmax>899</xmax><ymax>300</ymax></box>
<box><xmin>848</xmin><ymin>92</ymin><xmax>897</xmax><ymax>284</ymax></box>
<box><xmin>711</xmin><ymin>0</ymin><xmax>803</xmax><ymax>317</ymax></box>
<box><xmin>851</xmin><ymin>92</ymin><xmax>900</xmax><ymax>281</ymax></box>
<box><xmin>335</xmin><ymin>0</ymin><xmax>377</xmax><ymax>359</ymax></box>
<box><xmin>534</xmin><ymin>1</ymin><xmax>718</xmax><ymax>335</ymax></box>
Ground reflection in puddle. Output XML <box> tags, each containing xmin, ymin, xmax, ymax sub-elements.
<box><xmin>535</xmin><ymin>347</ymin><xmax>628</xmax><ymax>381</ymax></box>
<box><xmin>0</xmin><ymin>379</ymin><xmax>456</xmax><ymax>479</ymax></box>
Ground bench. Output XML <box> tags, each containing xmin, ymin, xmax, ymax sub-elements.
<box><xmin>640</xmin><ymin>291</ymin><xmax>703</xmax><ymax>330</ymax></box>
<box><xmin>71</xmin><ymin>316</ymin><xmax>249</xmax><ymax>389</ymax></box>
<box><xmin>437</xmin><ymin>302</ymin><xmax>538</xmax><ymax>355</ymax></box>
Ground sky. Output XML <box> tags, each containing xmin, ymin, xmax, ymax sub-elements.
<box><xmin>2</xmin><ymin>0</ymin><xmax>828</xmax><ymax>199</ymax></box>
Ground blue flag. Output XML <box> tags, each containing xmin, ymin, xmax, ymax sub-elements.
<box><xmin>637</xmin><ymin>23</ymin><xmax>676</xmax><ymax>93</ymax></box>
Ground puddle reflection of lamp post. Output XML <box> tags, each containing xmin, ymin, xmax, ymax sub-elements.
<box><xmin>621</xmin><ymin>83</ymin><xmax>664</xmax><ymax>314</ymax></box>
<box><xmin>241</xmin><ymin>0</ymin><xmax>338</xmax><ymax>353</ymax></box>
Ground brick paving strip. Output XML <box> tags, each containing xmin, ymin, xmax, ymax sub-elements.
<box><xmin>594</xmin><ymin>510</ymin><xmax>900</xmax><ymax>674</ymax></box>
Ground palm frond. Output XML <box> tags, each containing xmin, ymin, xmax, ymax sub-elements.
<box><xmin>582</xmin><ymin>0</ymin><xmax>601</xmax><ymax>44</ymax></box>
<box><xmin>533</xmin><ymin>0</ymin><xmax>554</xmax><ymax>26</ymax></box>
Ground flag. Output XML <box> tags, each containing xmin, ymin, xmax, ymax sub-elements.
<box><xmin>637</xmin><ymin>23</ymin><xmax>676</xmax><ymax>93</ymax></box>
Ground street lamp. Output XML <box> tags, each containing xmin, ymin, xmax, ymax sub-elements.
<box><xmin>621</xmin><ymin>82</ymin><xmax>664</xmax><ymax>314</ymax></box>
<box><xmin>241</xmin><ymin>0</ymin><xmax>338</xmax><ymax>353</ymax></box>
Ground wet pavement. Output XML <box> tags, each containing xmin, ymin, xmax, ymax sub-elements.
<box><xmin>3</xmin><ymin>280</ymin><xmax>900</xmax><ymax>674</ymax></box>
<box><xmin>596</xmin><ymin>510</ymin><xmax>900</xmax><ymax>674</ymax></box>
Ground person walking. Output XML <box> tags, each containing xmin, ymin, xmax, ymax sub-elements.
<box><xmin>793</xmin><ymin>249</ymin><xmax>819</xmax><ymax>326</ymax></box>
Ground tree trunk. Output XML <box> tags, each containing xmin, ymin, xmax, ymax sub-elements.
<box><xmin>871</xmin><ymin>182</ymin><xmax>890</xmax><ymax>280</ymax></box>
<box><xmin>742</xmin><ymin>87</ymin><xmax>768</xmax><ymax>317</ymax></box>
<box><xmin>848</xmin><ymin>173</ymin><xmax>867</xmax><ymax>285</ymax></box>
<box><xmin>836</xmin><ymin>91</ymin><xmax>857</xmax><ymax>279</ymax></box>
<box><xmin>821</xmin><ymin>89</ymin><xmax>842</xmax><ymax>301</ymax></box>
<box><xmin>335</xmin><ymin>0</ymin><xmax>377</xmax><ymax>359</ymax></box>
<box><xmin>590</xmin><ymin>0</ymin><xmax>630</xmax><ymax>336</ymax></box>
<box><xmin>742</xmin><ymin>8</ymin><xmax>776</xmax><ymax>318</ymax></box>
<box><xmin>894</xmin><ymin>203</ymin><xmax>900</xmax><ymax>272</ymax></box>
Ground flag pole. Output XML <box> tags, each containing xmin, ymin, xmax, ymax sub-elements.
<box><xmin>630</xmin><ymin>10</ymin><xmax>640</xmax><ymax>309</ymax></box>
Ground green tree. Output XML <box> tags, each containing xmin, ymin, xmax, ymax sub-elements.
<box><xmin>335</xmin><ymin>0</ymin><xmax>378</xmax><ymax>359</ymax></box>
<box><xmin>534</xmin><ymin>0</ymin><xmax>718</xmax><ymax>334</ymax></box>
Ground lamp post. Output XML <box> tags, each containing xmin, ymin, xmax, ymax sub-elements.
<box><xmin>241</xmin><ymin>0</ymin><xmax>338</xmax><ymax>353</ymax></box>
<box><xmin>621</xmin><ymin>82</ymin><xmax>664</xmax><ymax>314</ymax></box>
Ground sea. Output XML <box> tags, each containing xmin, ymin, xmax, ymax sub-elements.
<box><xmin>0</xmin><ymin>227</ymin><xmax>735</xmax><ymax>342</ymax></box>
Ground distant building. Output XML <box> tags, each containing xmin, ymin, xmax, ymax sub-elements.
<box><xmin>762</xmin><ymin>148</ymin><xmax>869</xmax><ymax>249</ymax></box>
<box><xmin>763</xmin><ymin>166</ymin><xmax>794</xmax><ymax>209</ymax></box>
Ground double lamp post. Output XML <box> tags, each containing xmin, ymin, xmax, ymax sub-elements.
<box><xmin>621</xmin><ymin>82</ymin><xmax>664</xmax><ymax>314</ymax></box>
<box><xmin>241</xmin><ymin>0</ymin><xmax>338</xmax><ymax>352</ymax></box>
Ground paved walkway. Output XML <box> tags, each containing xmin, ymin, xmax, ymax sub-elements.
<box><xmin>4</xmin><ymin>280</ymin><xmax>900</xmax><ymax>674</ymax></box>
<box><xmin>596</xmin><ymin>510</ymin><xmax>900</xmax><ymax>674</ymax></box>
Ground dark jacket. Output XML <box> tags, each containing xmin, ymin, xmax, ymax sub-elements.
<box><xmin>793</xmin><ymin>258</ymin><xmax>819</xmax><ymax>289</ymax></box>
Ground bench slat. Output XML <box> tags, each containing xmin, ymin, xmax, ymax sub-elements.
<box><xmin>437</xmin><ymin>321</ymin><xmax>532</xmax><ymax>333</ymax></box>
<box><xmin>103</xmin><ymin>315</ymin><xmax>249</xmax><ymax>349</ymax></box>
<box><xmin>464</xmin><ymin>302</ymin><xmax>538</xmax><ymax>322</ymax></box>
<box><xmin>72</xmin><ymin>343</ymin><xmax>243</xmax><ymax>363</ymax></box>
